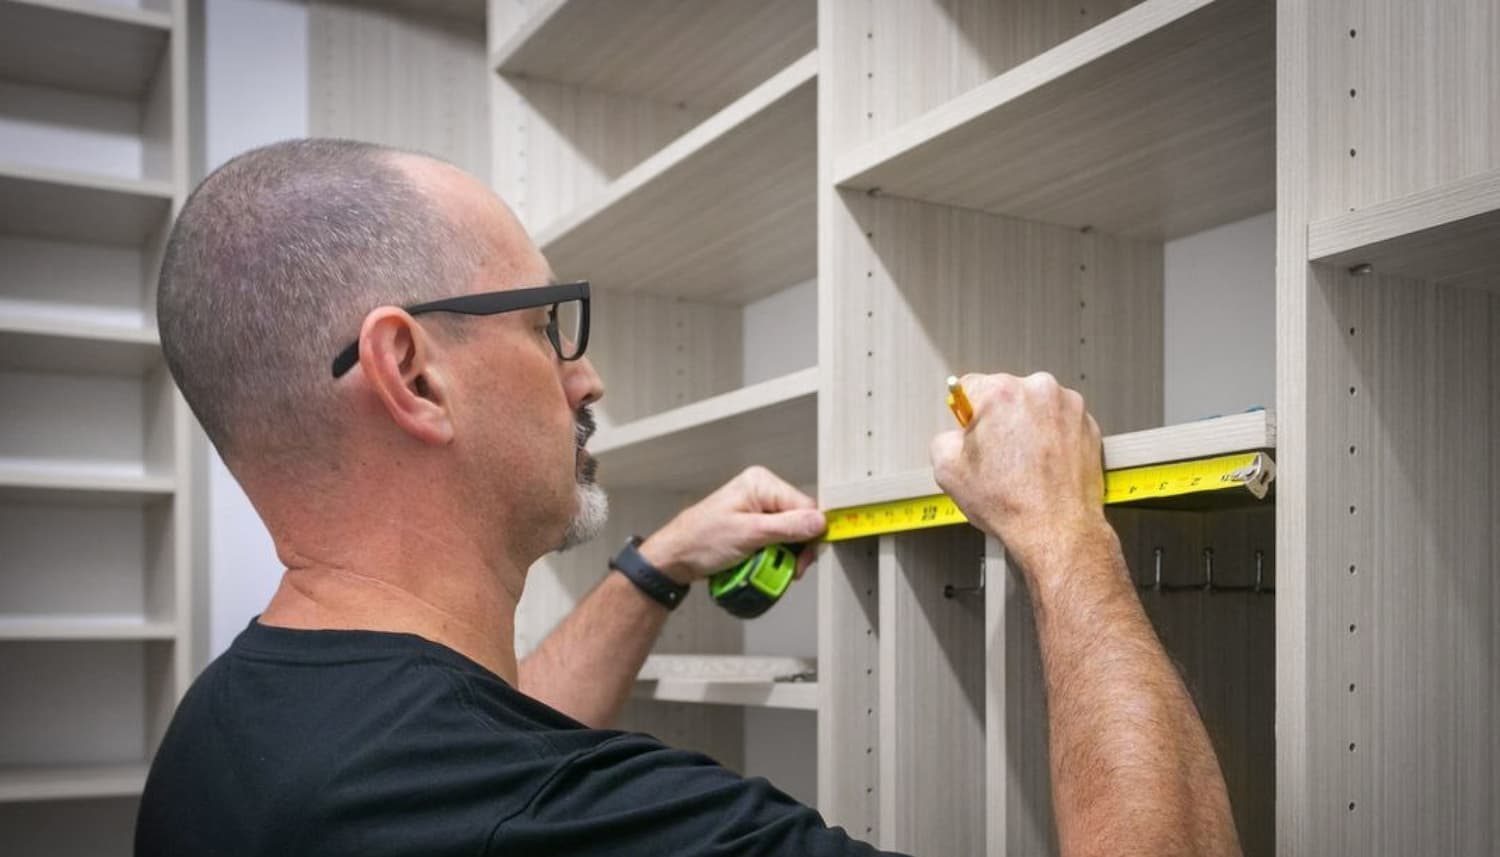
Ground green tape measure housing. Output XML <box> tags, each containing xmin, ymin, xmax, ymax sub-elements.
<box><xmin>709</xmin><ymin>544</ymin><xmax>799</xmax><ymax>619</ymax></box>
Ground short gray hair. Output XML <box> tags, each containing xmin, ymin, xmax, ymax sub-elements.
<box><xmin>158</xmin><ymin>138</ymin><xmax>477</xmax><ymax>463</ymax></box>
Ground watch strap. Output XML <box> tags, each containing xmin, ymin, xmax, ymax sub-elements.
<box><xmin>610</xmin><ymin>536</ymin><xmax>689</xmax><ymax>611</ymax></box>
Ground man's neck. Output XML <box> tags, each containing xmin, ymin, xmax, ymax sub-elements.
<box><xmin>260</xmin><ymin>550</ymin><xmax>523</xmax><ymax>685</ymax></box>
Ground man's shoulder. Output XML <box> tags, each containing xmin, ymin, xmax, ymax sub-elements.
<box><xmin>138</xmin><ymin>625</ymin><xmax>604</xmax><ymax>857</ymax></box>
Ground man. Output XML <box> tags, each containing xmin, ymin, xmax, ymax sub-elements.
<box><xmin>136</xmin><ymin>139</ymin><xmax>1239</xmax><ymax>856</ymax></box>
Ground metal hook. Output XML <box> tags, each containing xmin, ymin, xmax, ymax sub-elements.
<box><xmin>943</xmin><ymin>556</ymin><xmax>986</xmax><ymax>599</ymax></box>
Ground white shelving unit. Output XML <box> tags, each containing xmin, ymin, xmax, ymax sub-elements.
<box><xmin>537</xmin><ymin>52</ymin><xmax>817</xmax><ymax>303</ymax></box>
<box><xmin>0</xmin><ymin>0</ymin><xmax>191</xmax><ymax>851</ymax></box>
<box><xmin>490</xmin><ymin>0</ymin><xmax>813</xmax><ymax>108</ymax></box>
<box><xmin>634</xmin><ymin>654</ymin><xmax>819</xmax><ymax>711</ymax></box>
<box><xmin>833</xmin><ymin>0</ymin><xmax>1273</xmax><ymax>241</ymax></box>
<box><xmin>491</xmin><ymin>0</ymin><xmax>820</xmax><ymax>797</ymax></box>
<box><xmin>1308</xmin><ymin>167</ymin><xmax>1500</xmax><ymax>290</ymax></box>
<box><xmin>824</xmin><ymin>411</ymin><xmax>1276</xmax><ymax>510</ymax></box>
<box><xmin>592</xmin><ymin>367</ymin><xmax>817</xmax><ymax>493</ymax></box>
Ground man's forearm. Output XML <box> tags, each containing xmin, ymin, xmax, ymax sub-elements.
<box><xmin>1022</xmin><ymin>525</ymin><xmax>1241</xmax><ymax>857</ymax></box>
<box><xmin>517</xmin><ymin>570</ymin><xmax>668</xmax><ymax>728</ymax></box>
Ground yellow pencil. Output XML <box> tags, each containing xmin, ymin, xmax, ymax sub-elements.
<box><xmin>945</xmin><ymin>375</ymin><xmax>973</xmax><ymax>428</ymax></box>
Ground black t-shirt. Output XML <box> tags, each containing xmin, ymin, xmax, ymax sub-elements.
<box><xmin>136</xmin><ymin>619</ymin><xmax>901</xmax><ymax>856</ymax></box>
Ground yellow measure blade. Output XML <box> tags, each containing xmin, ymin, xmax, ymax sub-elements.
<box><xmin>824</xmin><ymin>452</ymin><xmax>1274</xmax><ymax>542</ymax></box>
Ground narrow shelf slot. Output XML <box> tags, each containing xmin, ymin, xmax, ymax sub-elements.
<box><xmin>0</xmin><ymin>465</ymin><xmax>174</xmax><ymax>504</ymax></box>
<box><xmin>823</xmin><ymin>410</ymin><xmax>1276</xmax><ymax>510</ymax></box>
<box><xmin>834</xmin><ymin>0</ymin><xmax>1274</xmax><ymax>241</ymax></box>
<box><xmin>0</xmin><ymin>0</ymin><xmax>172</xmax><ymax>99</ymax></box>
<box><xmin>0</xmin><ymin>762</ymin><xmax>149</xmax><ymax>803</ymax></box>
<box><xmin>492</xmin><ymin>0</ymin><xmax>814</xmax><ymax>110</ymax></box>
<box><xmin>0</xmin><ymin>617</ymin><xmax>174</xmax><ymax>641</ymax></box>
<box><xmin>1308</xmin><ymin>168</ymin><xmax>1500</xmax><ymax>290</ymax></box>
<box><xmin>592</xmin><ymin>367</ymin><xmax>817</xmax><ymax>493</ymax></box>
<box><xmin>0</xmin><ymin>314</ymin><xmax>160</xmax><ymax>376</ymax></box>
<box><xmin>0</xmin><ymin>162</ymin><xmax>174</xmax><ymax>246</ymax></box>
<box><xmin>538</xmin><ymin>52</ymin><xmax>816</xmax><ymax>303</ymax></box>
<box><xmin>634</xmin><ymin>655</ymin><xmax>818</xmax><ymax>711</ymax></box>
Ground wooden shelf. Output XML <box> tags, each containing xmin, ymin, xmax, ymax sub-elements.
<box><xmin>833</xmin><ymin>0</ymin><xmax>1274</xmax><ymax>241</ymax></box>
<box><xmin>0</xmin><ymin>465</ymin><xmax>174</xmax><ymax>505</ymax></box>
<box><xmin>0</xmin><ymin>313</ymin><xmax>160</xmax><ymax>376</ymax></box>
<box><xmin>538</xmin><ymin>53</ymin><xmax>816</xmax><ymax>303</ymax></box>
<box><xmin>492</xmin><ymin>0</ymin><xmax>814</xmax><ymax>109</ymax></box>
<box><xmin>822</xmin><ymin>410</ymin><xmax>1275</xmax><ymax>510</ymax></box>
<box><xmin>337</xmin><ymin>0</ymin><xmax>483</xmax><ymax>25</ymax></box>
<box><xmin>0</xmin><ymin>616</ymin><xmax>174</xmax><ymax>641</ymax></box>
<box><xmin>0</xmin><ymin>162</ymin><xmax>174</xmax><ymax>246</ymax></box>
<box><xmin>1308</xmin><ymin>168</ymin><xmax>1500</xmax><ymax>291</ymax></box>
<box><xmin>0</xmin><ymin>0</ymin><xmax>172</xmax><ymax>99</ymax></box>
<box><xmin>593</xmin><ymin>367</ymin><xmax>817</xmax><ymax>493</ymax></box>
<box><xmin>634</xmin><ymin>655</ymin><xmax>818</xmax><ymax>711</ymax></box>
<box><xmin>0</xmin><ymin>762</ymin><xmax>149</xmax><ymax>803</ymax></box>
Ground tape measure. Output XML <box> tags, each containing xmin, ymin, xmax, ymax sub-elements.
<box><xmin>823</xmin><ymin>451</ymin><xmax>1275</xmax><ymax>542</ymax></box>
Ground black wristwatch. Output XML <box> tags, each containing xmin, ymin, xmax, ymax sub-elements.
<box><xmin>610</xmin><ymin>536</ymin><xmax>690</xmax><ymax>611</ymax></box>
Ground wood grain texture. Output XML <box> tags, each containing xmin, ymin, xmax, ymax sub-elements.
<box><xmin>0</xmin><ymin>0</ymin><xmax>171</xmax><ymax>99</ymax></box>
<box><xmin>492</xmin><ymin>0</ymin><xmax>814</xmax><ymax>110</ymax></box>
<box><xmin>825</xmin><ymin>192</ymin><xmax>1163</xmax><ymax>487</ymax></box>
<box><xmin>1307</xmin><ymin>0</ymin><xmax>1500</xmax><ymax>220</ymax></box>
<box><xmin>491</xmin><ymin>75</ymin><xmax>708</xmax><ymax>233</ymax></box>
<box><xmin>816</xmin><ymin>540</ymin><xmax>880</xmax><ymax>840</ymax></box>
<box><xmin>1308</xmin><ymin>167</ymin><xmax>1500</xmax><ymax>291</ymax></box>
<box><xmin>1300</xmin><ymin>267</ymin><xmax>1497</xmax><ymax>855</ymax></box>
<box><xmin>878</xmin><ymin>528</ymin><xmax>986</xmax><ymax>855</ymax></box>
<box><xmin>583</xmin><ymin>289</ymin><xmax>743</xmax><ymax>428</ymax></box>
<box><xmin>1274</xmin><ymin>1</ymin><xmax>1314</xmax><ymax>852</ymax></box>
<box><xmin>309</xmin><ymin>1</ymin><xmax>491</xmax><ymax>183</ymax></box>
<box><xmin>591</xmin><ymin>368</ymin><xmax>816</xmax><ymax>494</ymax></box>
<box><xmin>983</xmin><ymin>535</ymin><xmax>1056</xmax><ymax>856</ymax></box>
<box><xmin>822</xmin><ymin>0</ymin><xmax>1146</xmax><ymax>154</ymax></box>
<box><xmin>836</xmin><ymin>0</ymin><xmax>1274</xmax><ymax>241</ymax></box>
<box><xmin>537</xmin><ymin>55</ymin><xmax>816</xmax><ymax>303</ymax></box>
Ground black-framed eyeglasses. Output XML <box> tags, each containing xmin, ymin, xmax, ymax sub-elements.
<box><xmin>331</xmin><ymin>281</ymin><xmax>590</xmax><ymax>378</ymax></box>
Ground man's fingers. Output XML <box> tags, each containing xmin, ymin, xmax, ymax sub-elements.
<box><xmin>740</xmin><ymin>466</ymin><xmax>817</xmax><ymax>512</ymax></box>
<box><xmin>751</xmin><ymin>509</ymin><xmax>827</xmax><ymax>547</ymax></box>
<box><xmin>930</xmin><ymin>428</ymin><xmax>965</xmax><ymax>489</ymax></box>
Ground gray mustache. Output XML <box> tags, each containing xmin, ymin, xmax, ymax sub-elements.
<box><xmin>574</xmin><ymin>406</ymin><xmax>597</xmax><ymax>448</ymax></box>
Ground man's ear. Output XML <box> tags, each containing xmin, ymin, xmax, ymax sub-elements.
<box><xmin>355</xmin><ymin>307</ymin><xmax>455</xmax><ymax>446</ymax></box>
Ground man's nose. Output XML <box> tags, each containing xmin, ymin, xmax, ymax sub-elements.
<box><xmin>562</xmin><ymin>353</ymin><xmax>604</xmax><ymax>409</ymax></box>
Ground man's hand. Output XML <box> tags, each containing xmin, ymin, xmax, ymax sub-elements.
<box><xmin>638</xmin><ymin>466</ymin><xmax>826</xmax><ymax>585</ymax></box>
<box><xmin>929</xmin><ymin>371</ymin><xmax>1113</xmax><ymax>582</ymax></box>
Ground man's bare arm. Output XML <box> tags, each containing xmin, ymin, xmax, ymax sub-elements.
<box><xmin>932</xmin><ymin>371</ymin><xmax>1240</xmax><ymax>857</ymax></box>
<box><xmin>518</xmin><ymin>570</ymin><xmax>667</xmax><ymax>728</ymax></box>
<box><xmin>519</xmin><ymin>466</ymin><xmax>826</xmax><ymax>728</ymax></box>
<box><xmin>1023</xmin><ymin>525</ymin><xmax>1239</xmax><ymax>856</ymax></box>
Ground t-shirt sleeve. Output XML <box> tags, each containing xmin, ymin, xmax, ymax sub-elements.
<box><xmin>488</xmin><ymin>733</ymin><xmax>909</xmax><ymax>857</ymax></box>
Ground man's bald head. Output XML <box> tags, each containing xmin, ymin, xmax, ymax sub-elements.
<box><xmin>157</xmin><ymin>138</ymin><xmax>485</xmax><ymax>464</ymax></box>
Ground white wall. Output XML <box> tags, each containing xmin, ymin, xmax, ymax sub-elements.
<box><xmin>1163</xmin><ymin>211</ymin><xmax>1276</xmax><ymax>423</ymax></box>
<box><xmin>203</xmin><ymin>0</ymin><xmax>308</xmax><ymax>656</ymax></box>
